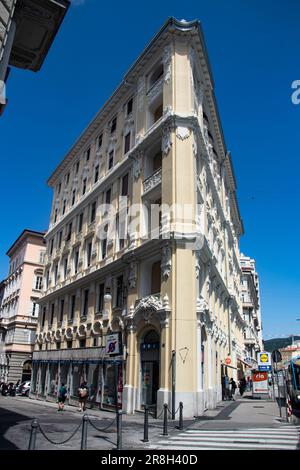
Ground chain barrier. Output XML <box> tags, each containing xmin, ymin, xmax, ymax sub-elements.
<box><xmin>37</xmin><ymin>420</ymin><xmax>82</xmax><ymax>446</ymax></box>
<box><xmin>166</xmin><ymin>404</ymin><xmax>180</xmax><ymax>416</ymax></box>
<box><xmin>87</xmin><ymin>415</ymin><xmax>117</xmax><ymax>433</ymax></box>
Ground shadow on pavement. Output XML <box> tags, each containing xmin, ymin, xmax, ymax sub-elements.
<box><xmin>0</xmin><ymin>404</ymin><xmax>32</xmax><ymax>450</ymax></box>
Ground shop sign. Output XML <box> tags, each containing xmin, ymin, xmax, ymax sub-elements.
<box><xmin>252</xmin><ymin>371</ymin><xmax>269</xmax><ymax>394</ymax></box>
<box><xmin>258</xmin><ymin>352</ymin><xmax>271</xmax><ymax>367</ymax></box>
<box><xmin>105</xmin><ymin>333</ymin><xmax>122</xmax><ymax>356</ymax></box>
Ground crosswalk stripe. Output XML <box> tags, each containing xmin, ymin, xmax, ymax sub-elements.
<box><xmin>149</xmin><ymin>425</ymin><xmax>300</xmax><ymax>450</ymax></box>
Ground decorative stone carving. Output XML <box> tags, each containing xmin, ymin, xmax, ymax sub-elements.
<box><xmin>176</xmin><ymin>126</ymin><xmax>190</xmax><ymax>141</ymax></box>
<box><xmin>162</xmin><ymin>125</ymin><xmax>172</xmax><ymax>155</ymax></box>
<box><xmin>135</xmin><ymin>294</ymin><xmax>163</xmax><ymax>316</ymax></box>
<box><xmin>195</xmin><ymin>253</ymin><xmax>201</xmax><ymax>279</ymax></box>
<box><xmin>163</xmin><ymin>44</ymin><xmax>172</xmax><ymax>84</ymax></box>
<box><xmin>132</xmin><ymin>150</ymin><xmax>143</xmax><ymax>180</ymax></box>
<box><xmin>128</xmin><ymin>261</ymin><xmax>137</xmax><ymax>289</ymax></box>
<box><xmin>161</xmin><ymin>244</ymin><xmax>172</xmax><ymax>279</ymax></box>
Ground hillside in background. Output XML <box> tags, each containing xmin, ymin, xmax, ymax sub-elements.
<box><xmin>263</xmin><ymin>336</ymin><xmax>300</xmax><ymax>352</ymax></box>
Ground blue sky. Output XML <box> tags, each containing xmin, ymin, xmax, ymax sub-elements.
<box><xmin>0</xmin><ymin>0</ymin><xmax>299</xmax><ymax>339</ymax></box>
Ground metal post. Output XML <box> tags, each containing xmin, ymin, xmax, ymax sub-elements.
<box><xmin>171</xmin><ymin>350</ymin><xmax>176</xmax><ymax>420</ymax></box>
<box><xmin>178</xmin><ymin>402</ymin><xmax>183</xmax><ymax>430</ymax></box>
<box><xmin>143</xmin><ymin>405</ymin><xmax>149</xmax><ymax>442</ymax></box>
<box><xmin>28</xmin><ymin>419</ymin><xmax>39</xmax><ymax>450</ymax></box>
<box><xmin>80</xmin><ymin>415</ymin><xmax>88</xmax><ymax>450</ymax></box>
<box><xmin>116</xmin><ymin>410</ymin><xmax>122</xmax><ymax>450</ymax></box>
<box><xmin>271</xmin><ymin>360</ymin><xmax>276</xmax><ymax>401</ymax></box>
<box><xmin>114</xmin><ymin>360</ymin><xmax>119</xmax><ymax>413</ymax></box>
<box><xmin>283</xmin><ymin>370</ymin><xmax>289</xmax><ymax>422</ymax></box>
<box><xmin>274</xmin><ymin>361</ymin><xmax>282</xmax><ymax>418</ymax></box>
<box><xmin>163</xmin><ymin>403</ymin><xmax>168</xmax><ymax>436</ymax></box>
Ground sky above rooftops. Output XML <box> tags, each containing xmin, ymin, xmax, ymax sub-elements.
<box><xmin>0</xmin><ymin>0</ymin><xmax>299</xmax><ymax>339</ymax></box>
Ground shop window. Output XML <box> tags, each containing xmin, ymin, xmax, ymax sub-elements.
<box><xmin>103</xmin><ymin>363</ymin><xmax>122</xmax><ymax>409</ymax></box>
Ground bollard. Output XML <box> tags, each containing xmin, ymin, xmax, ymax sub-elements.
<box><xmin>28</xmin><ymin>419</ymin><xmax>39</xmax><ymax>450</ymax></box>
<box><xmin>80</xmin><ymin>415</ymin><xmax>88</xmax><ymax>450</ymax></box>
<box><xmin>163</xmin><ymin>403</ymin><xmax>168</xmax><ymax>436</ymax></box>
<box><xmin>116</xmin><ymin>410</ymin><xmax>122</xmax><ymax>450</ymax></box>
<box><xmin>143</xmin><ymin>405</ymin><xmax>149</xmax><ymax>442</ymax></box>
<box><xmin>178</xmin><ymin>402</ymin><xmax>183</xmax><ymax>430</ymax></box>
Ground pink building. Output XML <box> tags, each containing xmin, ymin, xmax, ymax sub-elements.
<box><xmin>0</xmin><ymin>230</ymin><xmax>46</xmax><ymax>383</ymax></box>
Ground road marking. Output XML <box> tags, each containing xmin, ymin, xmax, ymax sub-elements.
<box><xmin>149</xmin><ymin>425</ymin><xmax>300</xmax><ymax>450</ymax></box>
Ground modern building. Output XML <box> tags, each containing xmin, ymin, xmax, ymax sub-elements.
<box><xmin>0</xmin><ymin>0</ymin><xmax>70</xmax><ymax>115</ymax></box>
<box><xmin>0</xmin><ymin>230</ymin><xmax>46</xmax><ymax>383</ymax></box>
<box><xmin>32</xmin><ymin>17</ymin><xmax>247</xmax><ymax>417</ymax></box>
<box><xmin>240</xmin><ymin>253</ymin><xmax>263</xmax><ymax>370</ymax></box>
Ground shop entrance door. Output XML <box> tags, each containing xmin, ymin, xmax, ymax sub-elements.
<box><xmin>141</xmin><ymin>361</ymin><xmax>159</xmax><ymax>406</ymax></box>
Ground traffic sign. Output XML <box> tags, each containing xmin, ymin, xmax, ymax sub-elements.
<box><xmin>272</xmin><ymin>350</ymin><xmax>282</xmax><ymax>363</ymax></box>
<box><xmin>258</xmin><ymin>365</ymin><xmax>272</xmax><ymax>372</ymax></box>
<box><xmin>225</xmin><ymin>357</ymin><xmax>231</xmax><ymax>365</ymax></box>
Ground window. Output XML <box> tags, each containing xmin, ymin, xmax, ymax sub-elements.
<box><xmin>45</xmin><ymin>270</ymin><xmax>50</xmax><ymax>289</ymax></box>
<box><xmin>76</xmin><ymin>161</ymin><xmax>80</xmax><ymax>174</ymax></box>
<box><xmin>102</xmin><ymin>238</ymin><xmax>107</xmax><ymax>260</ymax></box>
<box><xmin>42</xmin><ymin>307</ymin><xmax>46</xmax><ymax>327</ymax></box>
<box><xmin>50</xmin><ymin>239</ymin><xmax>54</xmax><ymax>255</ymax></box>
<box><xmin>63</xmin><ymin>258</ymin><xmax>68</xmax><ymax>279</ymax></box>
<box><xmin>66</xmin><ymin>173</ymin><xmax>70</xmax><ymax>185</ymax></box>
<box><xmin>97</xmin><ymin>133</ymin><xmax>103</xmax><ymax>149</ymax></box>
<box><xmin>78</xmin><ymin>212</ymin><xmax>83</xmax><ymax>233</ymax></box>
<box><xmin>67</xmin><ymin>340</ymin><xmax>72</xmax><ymax>348</ymax></box>
<box><xmin>39</xmin><ymin>251</ymin><xmax>45</xmax><ymax>264</ymax></box>
<box><xmin>62</xmin><ymin>200</ymin><xmax>66</xmax><ymax>215</ymax></box>
<box><xmin>66</xmin><ymin>222</ymin><xmax>72</xmax><ymax>241</ymax></box>
<box><xmin>70</xmin><ymin>294</ymin><xmax>76</xmax><ymax>320</ymax></box>
<box><xmin>97</xmin><ymin>283</ymin><xmax>104</xmax><ymax>312</ymax></box>
<box><xmin>79</xmin><ymin>339</ymin><xmax>86</xmax><ymax>348</ymax></box>
<box><xmin>50</xmin><ymin>303</ymin><xmax>55</xmax><ymax>326</ymax></box>
<box><xmin>116</xmin><ymin>275</ymin><xmax>124</xmax><ymax>308</ymax></box>
<box><xmin>35</xmin><ymin>276</ymin><xmax>42</xmax><ymax>290</ymax></box>
<box><xmin>90</xmin><ymin>201</ymin><xmax>96</xmax><ymax>223</ymax></box>
<box><xmin>86</xmin><ymin>241</ymin><xmax>92</xmax><ymax>267</ymax></box>
<box><xmin>72</xmin><ymin>189</ymin><xmax>76</xmax><ymax>206</ymax></box>
<box><xmin>121</xmin><ymin>173</ymin><xmax>129</xmax><ymax>196</ymax></box>
<box><xmin>124</xmin><ymin>132</ymin><xmax>131</xmax><ymax>154</ymax></box>
<box><xmin>58</xmin><ymin>183</ymin><xmax>61</xmax><ymax>194</ymax></box>
<box><xmin>60</xmin><ymin>299</ymin><xmax>64</xmax><ymax>323</ymax></box>
<box><xmin>105</xmin><ymin>188</ymin><xmax>111</xmax><ymax>205</ymax></box>
<box><xmin>154</xmin><ymin>103</ymin><xmax>163</xmax><ymax>123</ymax></box>
<box><xmin>82</xmin><ymin>178</ymin><xmax>87</xmax><ymax>195</ymax></box>
<box><xmin>74</xmin><ymin>250</ymin><xmax>79</xmax><ymax>274</ymax></box>
<box><xmin>127</xmin><ymin>98</ymin><xmax>133</xmax><ymax>115</ymax></box>
<box><xmin>54</xmin><ymin>209</ymin><xmax>58</xmax><ymax>223</ymax></box>
<box><xmin>108</xmin><ymin>150</ymin><xmax>114</xmax><ymax>170</ymax></box>
<box><xmin>94</xmin><ymin>164</ymin><xmax>99</xmax><ymax>184</ymax></box>
<box><xmin>149</xmin><ymin>63</ymin><xmax>164</xmax><ymax>88</ymax></box>
<box><xmin>110</xmin><ymin>116</ymin><xmax>117</xmax><ymax>134</ymax></box>
<box><xmin>86</xmin><ymin>147</ymin><xmax>91</xmax><ymax>162</ymax></box>
<box><xmin>153</xmin><ymin>151</ymin><xmax>162</xmax><ymax>172</ymax></box>
<box><xmin>82</xmin><ymin>289</ymin><xmax>89</xmax><ymax>317</ymax></box>
<box><xmin>32</xmin><ymin>302</ymin><xmax>39</xmax><ymax>317</ymax></box>
<box><xmin>58</xmin><ymin>230</ymin><xmax>63</xmax><ymax>249</ymax></box>
<box><xmin>54</xmin><ymin>264</ymin><xmax>58</xmax><ymax>284</ymax></box>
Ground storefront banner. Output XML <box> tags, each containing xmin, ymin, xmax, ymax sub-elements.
<box><xmin>106</xmin><ymin>333</ymin><xmax>122</xmax><ymax>356</ymax></box>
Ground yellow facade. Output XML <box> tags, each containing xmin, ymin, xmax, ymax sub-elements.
<box><xmin>32</xmin><ymin>18</ymin><xmax>246</xmax><ymax>416</ymax></box>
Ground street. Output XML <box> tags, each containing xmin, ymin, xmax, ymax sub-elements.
<box><xmin>0</xmin><ymin>394</ymin><xmax>299</xmax><ymax>450</ymax></box>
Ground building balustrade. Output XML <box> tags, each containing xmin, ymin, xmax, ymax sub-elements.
<box><xmin>143</xmin><ymin>168</ymin><xmax>162</xmax><ymax>194</ymax></box>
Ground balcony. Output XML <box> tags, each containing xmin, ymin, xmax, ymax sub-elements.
<box><xmin>143</xmin><ymin>168</ymin><xmax>162</xmax><ymax>195</ymax></box>
<box><xmin>147</xmin><ymin>76</ymin><xmax>163</xmax><ymax>107</ymax></box>
<box><xmin>244</xmin><ymin>337</ymin><xmax>256</xmax><ymax>345</ymax></box>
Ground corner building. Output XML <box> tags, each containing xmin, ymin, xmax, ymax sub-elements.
<box><xmin>33</xmin><ymin>18</ymin><xmax>246</xmax><ymax>417</ymax></box>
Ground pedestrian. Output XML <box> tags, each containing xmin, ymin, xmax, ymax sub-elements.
<box><xmin>224</xmin><ymin>374</ymin><xmax>230</xmax><ymax>401</ymax></box>
<box><xmin>78</xmin><ymin>381</ymin><xmax>88</xmax><ymax>412</ymax></box>
<box><xmin>57</xmin><ymin>383</ymin><xmax>67</xmax><ymax>412</ymax></box>
<box><xmin>239</xmin><ymin>377</ymin><xmax>246</xmax><ymax>396</ymax></box>
<box><xmin>229</xmin><ymin>378</ymin><xmax>237</xmax><ymax>400</ymax></box>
